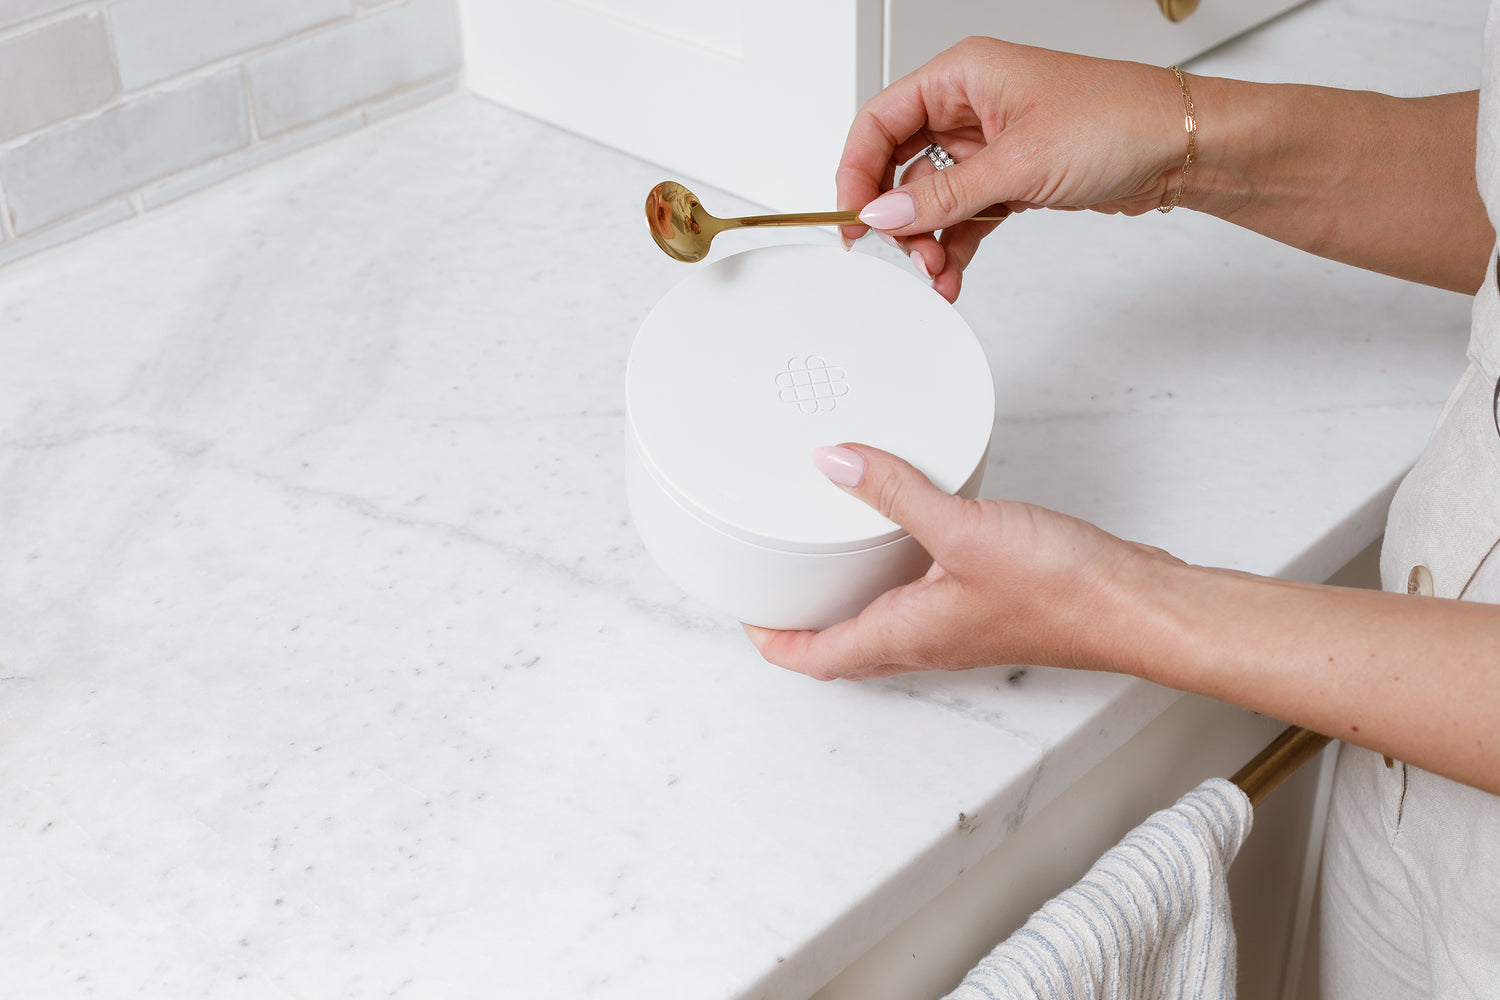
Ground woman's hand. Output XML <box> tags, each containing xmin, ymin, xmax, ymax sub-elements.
<box><xmin>842</xmin><ymin>38</ymin><xmax>1491</xmax><ymax>296</ymax></box>
<box><xmin>744</xmin><ymin>444</ymin><xmax>1182</xmax><ymax>681</ymax></box>
<box><xmin>746</xmin><ymin>447</ymin><xmax>1500</xmax><ymax>794</ymax></box>
<box><xmin>838</xmin><ymin>39</ymin><xmax>1189</xmax><ymax>302</ymax></box>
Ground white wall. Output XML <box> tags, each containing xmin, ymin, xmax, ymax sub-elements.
<box><xmin>0</xmin><ymin>0</ymin><xmax>462</xmax><ymax>268</ymax></box>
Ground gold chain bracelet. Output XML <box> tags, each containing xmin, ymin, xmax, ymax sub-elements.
<box><xmin>1158</xmin><ymin>65</ymin><xmax>1197</xmax><ymax>213</ymax></box>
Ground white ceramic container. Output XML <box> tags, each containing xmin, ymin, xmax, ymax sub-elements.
<box><xmin>625</xmin><ymin>244</ymin><xmax>995</xmax><ymax>630</ymax></box>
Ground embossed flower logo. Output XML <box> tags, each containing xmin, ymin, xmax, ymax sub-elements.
<box><xmin>776</xmin><ymin>355</ymin><xmax>849</xmax><ymax>414</ymax></box>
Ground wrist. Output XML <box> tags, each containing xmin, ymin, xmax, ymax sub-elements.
<box><xmin>1172</xmin><ymin>73</ymin><xmax>1268</xmax><ymax>217</ymax></box>
<box><xmin>1155</xmin><ymin>66</ymin><xmax>1198</xmax><ymax>213</ymax></box>
<box><xmin>1065</xmin><ymin>543</ymin><xmax>1195</xmax><ymax>678</ymax></box>
<box><xmin>1176</xmin><ymin>76</ymin><xmax>1365</xmax><ymax>224</ymax></box>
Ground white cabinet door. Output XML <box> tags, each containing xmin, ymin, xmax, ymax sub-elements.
<box><xmin>458</xmin><ymin>0</ymin><xmax>883</xmax><ymax>211</ymax></box>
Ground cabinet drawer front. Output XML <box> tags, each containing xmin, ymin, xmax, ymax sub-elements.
<box><xmin>887</xmin><ymin>0</ymin><xmax>1309</xmax><ymax>80</ymax></box>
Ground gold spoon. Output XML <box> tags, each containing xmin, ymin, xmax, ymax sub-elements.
<box><xmin>645</xmin><ymin>180</ymin><xmax>1010</xmax><ymax>263</ymax></box>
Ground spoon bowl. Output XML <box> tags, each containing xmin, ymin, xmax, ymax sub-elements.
<box><xmin>646</xmin><ymin>181</ymin><xmax>718</xmax><ymax>263</ymax></box>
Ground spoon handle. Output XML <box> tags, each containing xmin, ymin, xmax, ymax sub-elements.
<box><xmin>731</xmin><ymin>210</ymin><xmax>861</xmax><ymax>229</ymax></box>
<box><xmin>729</xmin><ymin>208</ymin><xmax>1010</xmax><ymax>230</ymax></box>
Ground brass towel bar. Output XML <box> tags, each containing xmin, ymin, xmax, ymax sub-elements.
<box><xmin>1231</xmin><ymin>725</ymin><xmax>1333</xmax><ymax>808</ymax></box>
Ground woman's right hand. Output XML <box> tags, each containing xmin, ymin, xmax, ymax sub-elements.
<box><xmin>839</xmin><ymin>38</ymin><xmax>1191</xmax><ymax>301</ymax></box>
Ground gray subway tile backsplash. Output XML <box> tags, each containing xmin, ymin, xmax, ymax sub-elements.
<box><xmin>0</xmin><ymin>0</ymin><xmax>81</xmax><ymax>33</ymax></box>
<box><xmin>0</xmin><ymin>13</ymin><xmax>118</xmax><ymax>144</ymax></box>
<box><xmin>0</xmin><ymin>0</ymin><xmax>460</xmax><ymax>263</ymax></box>
<box><xmin>248</xmin><ymin>0</ymin><xmax>462</xmax><ymax>138</ymax></box>
<box><xmin>111</xmin><ymin>0</ymin><xmax>353</xmax><ymax>90</ymax></box>
<box><xmin>2</xmin><ymin>70</ymin><xmax>249</xmax><ymax>234</ymax></box>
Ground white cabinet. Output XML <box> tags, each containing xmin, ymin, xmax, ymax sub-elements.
<box><xmin>457</xmin><ymin>0</ymin><xmax>1306</xmax><ymax>211</ymax></box>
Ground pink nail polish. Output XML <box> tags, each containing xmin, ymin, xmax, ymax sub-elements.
<box><xmin>909</xmin><ymin>250</ymin><xmax>932</xmax><ymax>281</ymax></box>
<box><xmin>811</xmin><ymin>445</ymin><xmax>865</xmax><ymax>487</ymax></box>
<box><xmin>875</xmin><ymin>230</ymin><xmax>902</xmax><ymax>251</ymax></box>
<box><xmin>858</xmin><ymin>190</ymin><xmax>917</xmax><ymax>230</ymax></box>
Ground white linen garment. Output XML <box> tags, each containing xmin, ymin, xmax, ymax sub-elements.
<box><xmin>1319</xmin><ymin>3</ymin><xmax>1500</xmax><ymax>997</ymax></box>
<box><xmin>942</xmin><ymin>779</ymin><xmax>1253</xmax><ymax>1000</ymax></box>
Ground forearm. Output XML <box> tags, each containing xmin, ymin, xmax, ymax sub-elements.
<box><xmin>1182</xmin><ymin>79</ymin><xmax>1493</xmax><ymax>293</ymax></box>
<box><xmin>1101</xmin><ymin>557</ymin><xmax>1500</xmax><ymax>794</ymax></box>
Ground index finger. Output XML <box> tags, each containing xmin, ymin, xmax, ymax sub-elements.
<box><xmin>835</xmin><ymin>76</ymin><xmax>945</xmax><ymax>237</ymax></box>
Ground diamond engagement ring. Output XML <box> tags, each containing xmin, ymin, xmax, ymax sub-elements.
<box><xmin>923</xmin><ymin>142</ymin><xmax>955</xmax><ymax>170</ymax></box>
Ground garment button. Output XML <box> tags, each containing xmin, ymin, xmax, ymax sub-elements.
<box><xmin>1407</xmin><ymin>564</ymin><xmax>1435</xmax><ymax>596</ymax></box>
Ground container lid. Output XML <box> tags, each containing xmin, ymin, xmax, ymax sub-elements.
<box><xmin>627</xmin><ymin>244</ymin><xmax>995</xmax><ymax>554</ymax></box>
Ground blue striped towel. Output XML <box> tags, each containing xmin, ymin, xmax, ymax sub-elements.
<box><xmin>944</xmin><ymin>778</ymin><xmax>1254</xmax><ymax>1000</ymax></box>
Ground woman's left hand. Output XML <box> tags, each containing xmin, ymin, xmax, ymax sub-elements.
<box><xmin>744</xmin><ymin>443</ymin><xmax>1182</xmax><ymax>681</ymax></box>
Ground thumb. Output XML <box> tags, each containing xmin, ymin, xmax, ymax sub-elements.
<box><xmin>811</xmin><ymin>444</ymin><xmax>968</xmax><ymax>556</ymax></box>
<box><xmin>857</xmin><ymin>156</ymin><xmax>1001</xmax><ymax>236</ymax></box>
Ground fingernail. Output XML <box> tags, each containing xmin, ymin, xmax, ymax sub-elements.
<box><xmin>811</xmin><ymin>445</ymin><xmax>865</xmax><ymax>487</ymax></box>
<box><xmin>840</xmin><ymin>233</ymin><xmax>856</xmax><ymax>251</ymax></box>
<box><xmin>875</xmin><ymin>229</ymin><xmax>902</xmax><ymax>251</ymax></box>
<box><xmin>909</xmin><ymin>250</ymin><xmax>932</xmax><ymax>281</ymax></box>
<box><xmin>858</xmin><ymin>190</ymin><xmax>916</xmax><ymax>230</ymax></box>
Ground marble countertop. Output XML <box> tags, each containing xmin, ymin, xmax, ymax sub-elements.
<box><xmin>0</xmin><ymin>1</ymin><xmax>1487</xmax><ymax>997</ymax></box>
